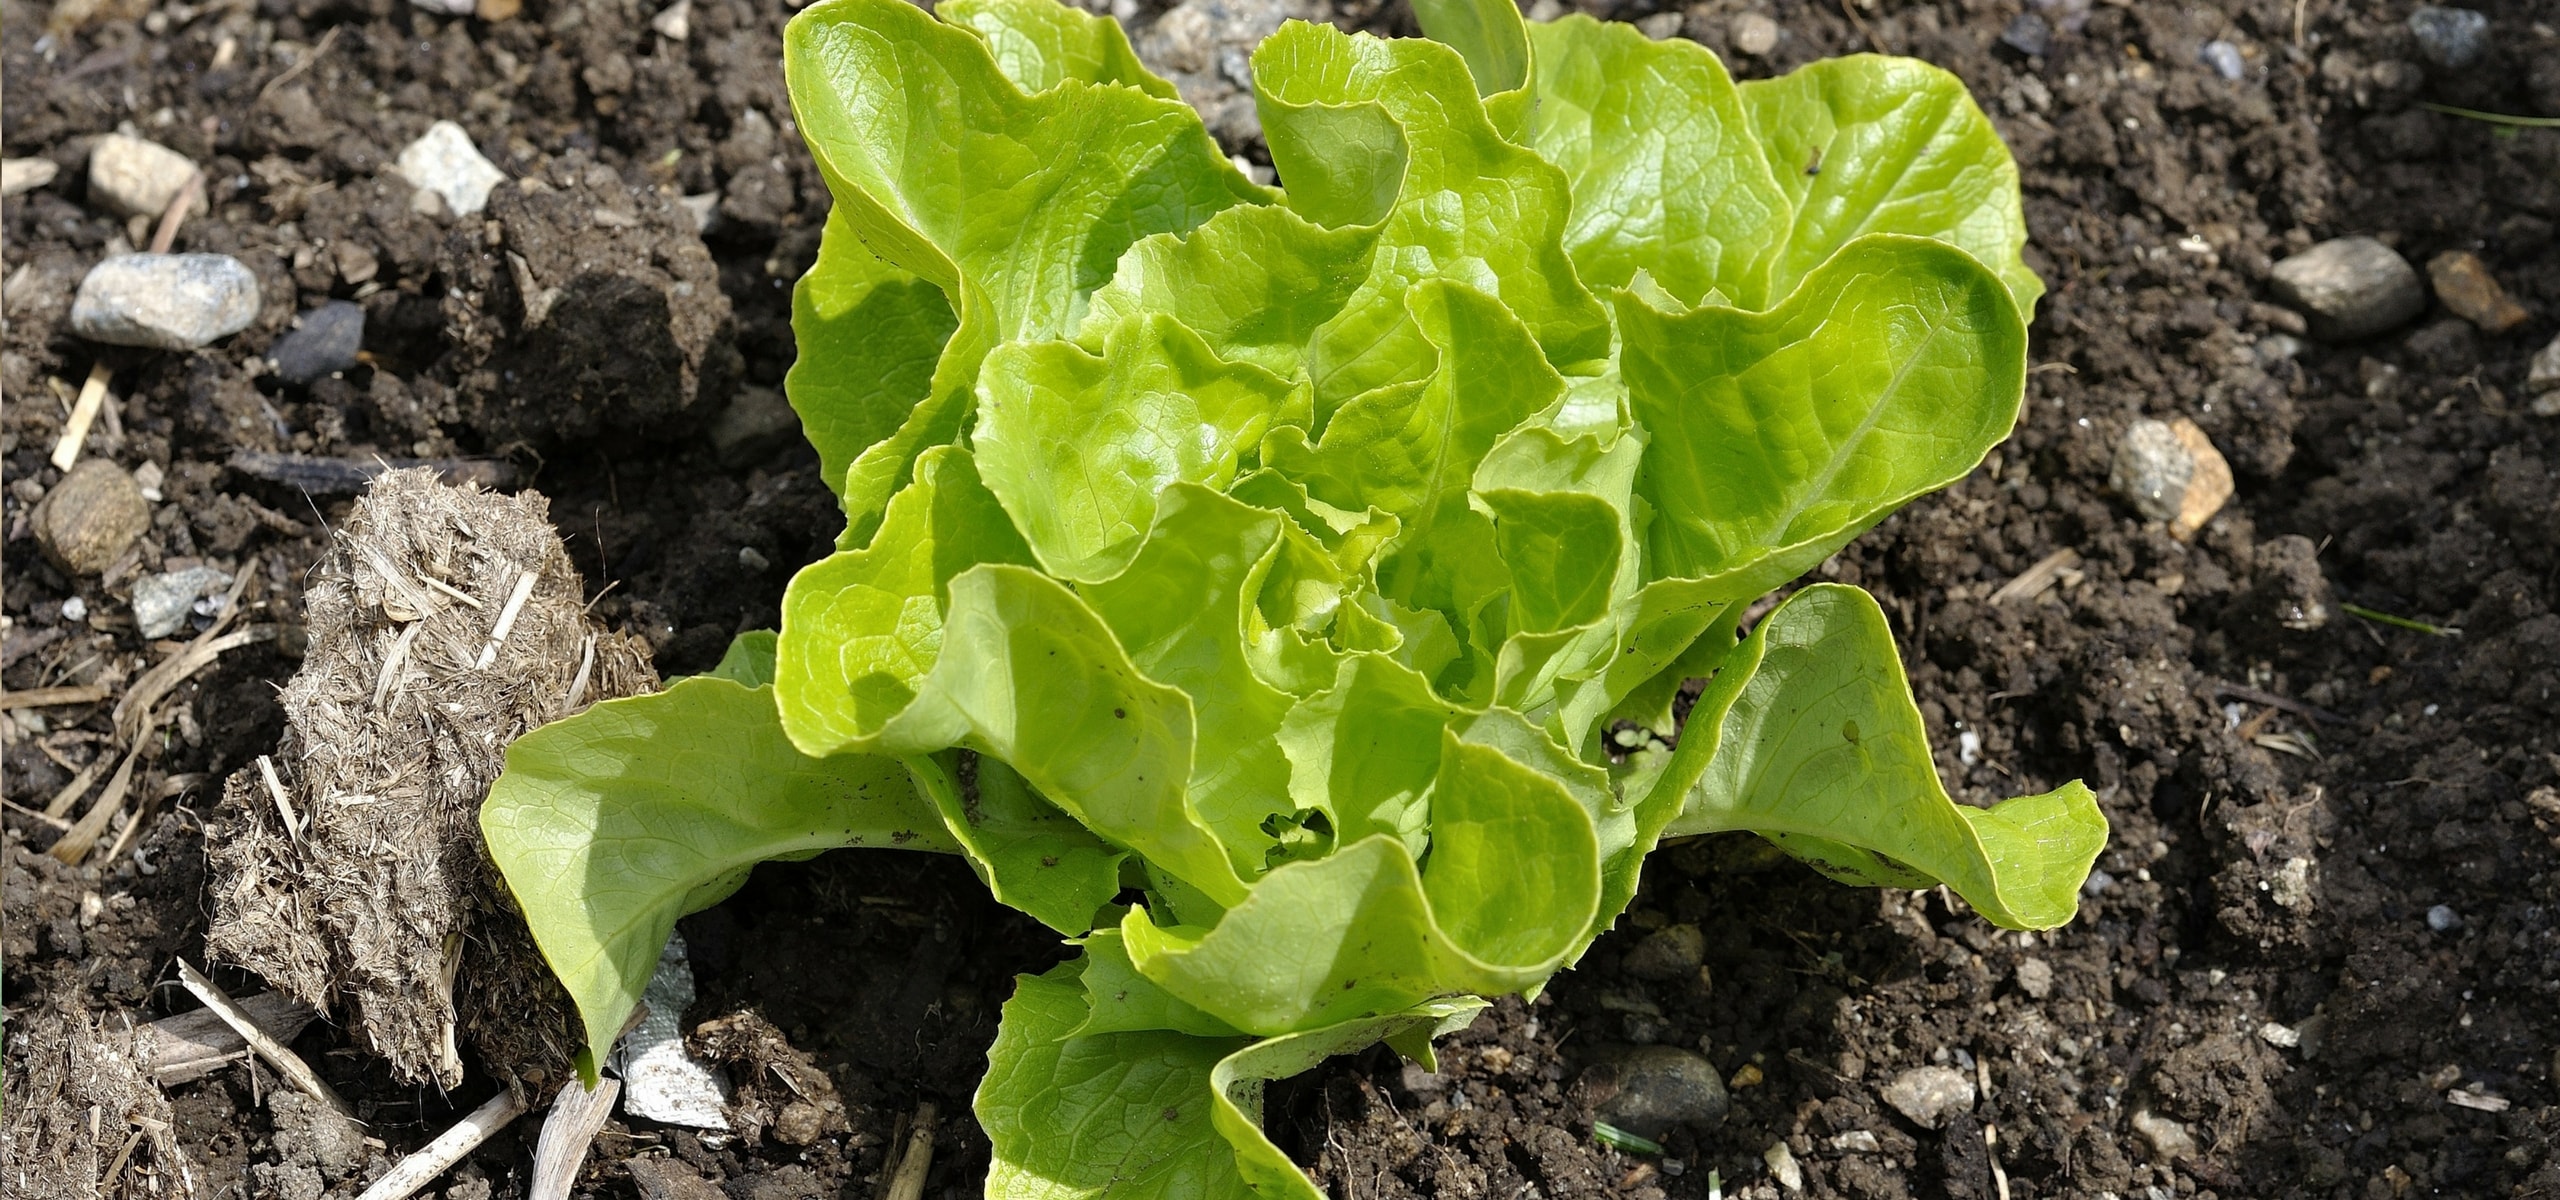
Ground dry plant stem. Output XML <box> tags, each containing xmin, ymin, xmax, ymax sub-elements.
<box><xmin>2</xmin><ymin>684</ymin><xmax>114</xmax><ymax>708</ymax></box>
<box><xmin>883</xmin><ymin>1101</ymin><xmax>937</xmax><ymax>1200</ymax></box>
<box><xmin>42</xmin><ymin>753</ymin><xmax>112</xmax><ymax>819</ymax></box>
<box><xmin>49</xmin><ymin>363</ymin><xmax>115</xmax><ymax>471</ymax></box>
<box><xmin>477</xmin><ymin>568</ymin><xmax>541</xmax><ymax>668</ymax></box>
<box><xmin>139</xmin><ymin>992</ymin><xmax>318</xmax><ymax>1086</ymax></box>
<box><xmin>175</xmin><ymin>959</ymin><xmax>358</xmax><ymax>1121</ymax></box>
<box><xmin>527</xmin><ymin>1076</ymin><xmax>621</xmax><ymax>1200</ymax></box>
<box><xmin>355</xmin><ymin>1090</ymin><xmax>529</xmax><ymax>1200</ymax></box>
<box><xmin>50</xmin><ymin>745</ymin><xmax>141</xmax><ymax>865</ymax></box>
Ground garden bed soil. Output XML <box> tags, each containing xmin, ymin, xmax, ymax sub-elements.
<box><xmin>5</xmin><ymin>0</ymin><xmax>2557</xmax><ymax>1195</ymax></box>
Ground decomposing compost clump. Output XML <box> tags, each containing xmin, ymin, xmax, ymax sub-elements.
<box><xmin>204</xmin><ymin>468</ymin><xmax>656</xmax><ymax>1091</ymax></box>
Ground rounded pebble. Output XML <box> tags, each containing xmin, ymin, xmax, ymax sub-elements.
<box><xmin>34</xmin><ymin>460</ymin><xmax>152</xmax><ymax>576</ymax></box>
<box><xmin>1621</xmin><ymin>922</ymin><xmax>1705</xmax><ymax>981</ymax></box>
<box><xmin>1586</xmin><ymin>1046</ymin><xmax>1731</xmax><ymax>1140</ymax></box>
<box><xmin>1730</xmin><ymin>12</ymin><xmax>1779</xmax><ymax>56</ymax></box>
<box><xmin>70</xmin><ymin>253</ymin><xmax>261</xmax><ymax>350</ymax></box>
<box><xmin>86</xmin><ymin>133</ymin><xmax>197</xmax><ymax>218</ymax></box>
<box><xmin>2426</xmin><ymin>904</ymin><xmax>2461</xmax><ymax>932</ymax></box>
<box><xmin>270</xmin><ymin>301</ymin><xmax>367</xmax><ymax>385</ymax></box>
<box><xmin>2199</xmin><ymin>39</ymin><xmax>2245</xmax><ymax>80</ymax></box>
<box><xmin>2407</xmin><ymin>6</ymin><xmax>2489</xmax><ymax>70</ymax></box>
<box><xmin>2267</xmin><ymin>236</ymin><xmax>2426</xmax><ymax>341</ymax></box>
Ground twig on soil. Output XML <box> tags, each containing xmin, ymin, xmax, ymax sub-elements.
<box><xmin>1989</xmin><ymin>548</ymin><xmax>2082</xmax><ymax>606</ymax></box>
<box><xmin>113</xmin><ymin>626</ymin><xmax>273</xmax><ymax>743</ymax></box>
<box><xmin>881</xmin><ymin>1101</ymin><xmax>938</xmax><ymax>1200</ymax></box>
<box><xmin>2207</xmin><ymin>681</ymin><xmax>2344</xmax><ymax>726</ymax></box>
<box><xmin>2</xmin><ymin>683</ymin><xmax>113</xmax><ymax>708</ymax></box>
<box><xmin>42</xmin><ymin>752</ymin><xmax>113</xmax><ymax>818</ymax></box>
<box><xmin>176</xmin><ymin>958</ymin><xmax>359</xmax><ymax>1121</ymax></box>
<box><xmin>49</xmin><ymin>363</ymin><xmax>115</xmax><ymax>471</ymax></box>
<box><xmin>50</xmin><ymin>745</ymin><xmax>141</xmax><ymax>865</ymax></box>
<box><xmin>148</xmin><ymin>171</ymin><xmax>206</xmax><ymax>254</ymax></box>
<box><xmin>256</xmin><ymin>24</ymin><xmax>341</xmax><ymax>103</ymax></box>
<box><xmin>138</xmin><ymin>990</ymin><xmax>319</xmax><ymax>1086</ymax></box>
<box><xmin>476</xmin><ymin>568</ymin><xmax>541</xmax><ymax>669</ymax></box>
<box><xmin>257</xmin><ymin>755</ymin><xmax>306</xmax><ymax>844</ymax></box>
<box><xmin>355</xmin><ymin>1090</ymin><xmax>529</xmax><ymax>1200</ymax></box>
<box><xmin>528</xmin><ymin>1075</ymin><xmax>621</xmax><ymax>1200</ymax></box>
<box><xmin>1</xmin><ymin>794</ymin><xmax>75</xmax><ymax>831</ymax></box>
<box><xmin>1985</xmin><ymin>1123</ymin><xmax>2012</xmax><ymax>1200</ymax></box>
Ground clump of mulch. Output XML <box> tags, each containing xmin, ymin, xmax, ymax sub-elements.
<box><xmin>3</xmin><ymin>995</ymin><xmax>198</xmax><ymax>1200</ymax></box>
<box><xmin>203</xmin><ymin>468</ymin><xmax>657</xmax><ymax>1093</ymax></box>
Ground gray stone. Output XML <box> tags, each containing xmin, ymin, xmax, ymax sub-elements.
<box><xmin>1635</xmin><ymin>11</ymin><xmax>1682</xmax><ymax>38</ymax></box>
<box><xmin>270</xmin><ymin>301</ymin><xmax>366</xmax><ymax>385</ymax></box>
<box><xmin>1999</xmin><ymin>13</ymin><xmax>2049</xmax><ymax>57</ymax></box>
<box><xmin>1730</xmin><ymin>12</ymin><xmax>1780</xmax><ymax>56</ymax></box>
<box><xmin>2014</xmin><ymin>956</ymin><xmax>2055</xmax><ymax>1000</ymax></box>
<box><xmin>132</xmin><ymin>566</ymin><xmax>232</xmax><ymax>639</ymax></box>
<box><xmin>2426</xmin><ymin>904</ymin><xmax>2461</xmax><ymax>932</ymax></box>
<box><xmin>407</xmin><ymin>0</ymin><xmax>474</xmax><ymax>16</ymax></box>
<box><xmin>2407</xmin><ymin>7</ymin><xmax>2489</xmax><ymax>70</ymax></box>
<box><xmin>2267</xmin><ymin>236</ymin><xmax>2426</xmax><ymax>340</ymax></box>
<box><xmin>87</xmin><ymin>134</ymin><xmax>197</xmax><ymax>218</ymax></box>
<box><xmin>1879</xmin><ymin>1065</ymin><xmax>1975</xmax><ymax>1129</ymax></box>
<box><xmin>34</xmin><ymin>460</ymin><xmax>151</xmax><ymax>576</ymax></box>
<box><xmin>2199</xmin><ymin>39</ymin><xmax>2244</xmax><ymax>81</ymax></box>
<box><xmin>1134</xmin><ymin>0</ymin><xmax>1328</xmax><ymax>149</ymax></box>
<box><xmin>396</xmin><ymin>121</ymin><xmax>506</xmax><ymax>217</ymax></box>
<box><xmin>70</xmin><ymin>253</ymin><xmax>261</xmax><ymax>349</ymax></box>
<box><xmin>1586</xmin><ymin>1046</ymin><xmax>1729</xmax><ymax>1140</ymax></box>
<box><xmin>709</xmin><ymin>386</ymin><xmax>802</xmax><ymax>467</ymax></box>
<box><xmin>2109</xmin><ymin>419</ymin><xmax>2194</xmax><ymax>523</ymax></box>
<box><xmin>1621</xmin><ymin>923</ymin><xmax>1705</xmax><ymax>981</ymax></box>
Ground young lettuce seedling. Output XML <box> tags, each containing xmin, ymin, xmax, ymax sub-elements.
<box><xmin>481</xmin><ymin>0</ymin><xmax>2104</xmax><ymax>1192</ymax></box>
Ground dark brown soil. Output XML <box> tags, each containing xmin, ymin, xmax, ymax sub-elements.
<box><xmin>5</xmin><ymin>0</ymin><xmax>2555</xmax><ymax>1196</ymax></box>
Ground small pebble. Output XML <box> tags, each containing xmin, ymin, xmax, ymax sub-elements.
<box><xmin>34</xmin><ymin>460</ymin><xmax>151</xmax><ymax>576</ymax></box>
<box><xmin>71</xmin><ymin>253</ymin><xmax>261</xmax><ymax>349</ymax></box>
<box><xmin>3</xmin><ymin>156</ymin><xmax>60</xmax><ymax>198</ymax></box>
<box><xmin>1831</xmin><ymin>1130</ymin><xmax>1882</xmax><ymax>1153</ymax></box>
<box><xmin>62</xmin><ymin>596</ymin><xmax>89</xmax><ymax>623</ymax></box>
<box><xmin>2529</xmin><ymin>333</ymin><xmax>2560</xmax><ymax>416</ymax></box>
<box><xmin>650</xmin><ymin>0</ymin><xmax>691</xmax><ymax>40</ymax></box>
<box><xmin>269</xmin><ymin>300</ymin><xmax>367</xmax><ymax>385</ymax></box>
<box><xmin>133</xmin><ymin>566</ymin><xmax>232</xmax><ymax>639</ymax></box>
<box><xmin>1880</xmin><ymin>1065</ymin><xmax>1975</xmax><ymax>1129</ymax></box>
<box><xmin>2259</xmin><ymin>1021</ymin><xmax>2302</xmax><ymax>1049</ymax></box>
<box><xmin>1764</xmin><ymin>1142</ymin><xmax>1803</xmax><ymax>1191</ymax></box>
<box><xmin>86</xmin><ymin>134</ymin><xmax>197</xmax><ymax>218</ymax></box>
<box><xmin>1587</xmin><ymin>1046</ymin><xmax>1731</xmax><ymax>1139</ymax></box>
<box><xmin>2014</xmin><ymin>957</ymin><xmax>2055</xmax><ymax>1000</ymax></box>
<box><xmin>1730</xmin><ymin>12</ymin><xmax>1780</xmax><ymax>56</ymax></box>
<box><xmin>2130</xmin><ymin>1109</ymin><xmax>2198</xmax><ymax>1161</ymax></box>
<box><xmin>2425</xmin><ymin>251</ymin><xmax>2529</xmax><ymax>334</ymax></box>
<box><xmin>2406</xmin><ymin>6</ymin><xmax>2489</xmax><ymax>70</ymax></box>
<box><xmin>2268</xmin><ymin>236</ymin><xmax>2426</xmax><ymax>340</ymax></box>
<box><xmin>396</xmin><ymin>121</ymin><xmax>507</xmax><ymax>218</ymax></box>
<box><xmin>2199</xmin><ymin>39</ymin><xmax>2245</xmax><ymax>80</ymax></box>
<box><xmin>2082</xmin><ymin>868</ymin><xmax>2117</xmax><ymax>896</ymax></box>
<box><xmin>1635</xmin><ymin>11</ymin><xmax>1682</xmax><ymax>39</ymax></box>
<box><xmin>2426</xmin><ymin>904</ymin><xmax>2461</xmax><ymax>932</ymax></box>
<box><xmin>2109</xmin><ymin>417</ymin><xmax>2231</xmax><ymax>538</ymax></box>
<box><xmin>1622</xmin><ymin>923</ymin><xmax>1705</xmax><ymax>981</ymax></box>
<box><xmin>1999</xmin><ymin>13</ymin><xmax>2051</xmax><ymax>57</ymax></box>
<box><xmin>407</xmin><ymin>0</ymin><xmax>474</xmax><ymax>14</ymax></box>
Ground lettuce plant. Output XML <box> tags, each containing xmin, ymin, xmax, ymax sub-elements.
<box><xmin>480</xmin><ymin>0</ymin><xmax>2105</xmax><ymax>1191</ymax></box>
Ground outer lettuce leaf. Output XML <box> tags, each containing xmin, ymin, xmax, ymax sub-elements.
<box><xmin>912</xmin><ymin>752</ymin><xmax>1127</xmax><ymax>936</ymax></box>
<box><xmin>784</xmin><ymin>0</ymin><xmax>1266</xmax><ymax>538</ymax></box>
<box><xmin>1666</xmin><ymin>585</ymin><xmax>2106</xmax><ymax>930</ymax></box>
<box><xmin>1740</xmin><ymin>55</ymin><xmax>2044</xmax><ymax>313</ymax></box>
<box><xmin>940</xmin><ymin>0</ymin><xmax>1179</xmax><ymax>99</ymax></box>
<box><xmin>480</xmin><ymin>672</ymin><xmax>953</xmax><ymax>1075</ymax></box>
<box><xmin>1619</xmin><ymin>235</ymin><xmax>2026</xmax><ymax>596</ymax></box>
<box><xmin>1520</xmin><ymin>15</ymin><xmax>1792</xmax><ymax>308</ymax></box>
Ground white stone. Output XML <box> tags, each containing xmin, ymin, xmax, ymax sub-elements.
<box><xmin>407</xmin><ymin>0</ymin><xmax>475</xmax><ymax>14</ymax></box>
<box><xmin>2529</xmin><ymin>332</ymin><xmax>2560</xmax><ymax>417</ymax></box>
<box><xmin>70</xmin><ymin>253</ymin><xmax>261</xmax><ymax>349</ymax></box>
<box><xmin>650</xmin><ymin>0</ymin><xmax>691</xmax><ymax>40</ymax></box>
<box><xmin>2130</xmin><ymin>1110</ymin><xmax>2198</xmax><ymax>1161</ymax></box>
<box><xmin>614</xmin><ymin>934</ymin><xmax>730</xmax><ymax>1129</ymax></box>
<box><xmin>1879</xmin><ymin>1065</ymin><xmax>1975</xmax><ymax>1129</ymax></box>
<box><xmin>1763</xmin><ymin>1142</ymin><xmax>1803</xmax><ymax>1191</ymax></box>
<box><xmin>1731</xmin><ymin>12</ymin><xmax>1781</xmax><ymax>56</ymax></box>
<box><xmin>132</xmin><ymin>566</ymin><xmax>232</xmax><ymax>639</ymax></box>
<box><xmin>3</xmin><ymin>157</ymin><xmax>60</xmax><ymax>198</ymax></box>
<box><xmin>88</xmin><ymin>134</ymin><xmax>197</xmax><ymax>218</ymax></box>
<box><xmin>396</xmin><ymin>121</ymin><xmax>506</xmax><ymax>217</ymax></box>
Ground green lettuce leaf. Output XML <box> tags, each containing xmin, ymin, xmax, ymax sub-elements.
<box><xmin>480</xmin><ymin>674</ymin><xmax>953</xmax><ymax>1075</ymax></box>
<box><xmin>1666</xmin><ymin>584</ymin><xmax>2106</xmax><ymax>929</ymax></box>
<box><xmin>1740</xmin><ymin>54</ymin><xmax>2044</xmax><ymax>313</ymax></box>
<box><xmin>1619</xmin><ymin>235</ymin><xmax>2026</xmax><ymax>596</ymax></box>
